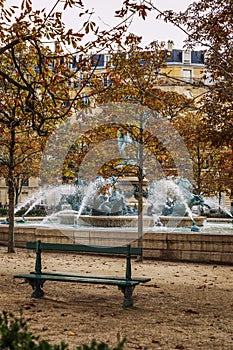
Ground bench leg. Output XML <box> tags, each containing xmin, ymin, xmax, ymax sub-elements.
<box><xmin>119</xmin><ymin>285</ymin><xmax>134</xmax><ymax>308</ymax></box>
<box><xmin>28</xmin><ymin>279</ymin><xmax>45</xmax><ymax>298</ymax></box>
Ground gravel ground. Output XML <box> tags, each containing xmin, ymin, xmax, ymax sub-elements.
<box><xmin>0</xmin><ymin>245</ymin><xmax>233</xmax><ymax>350</ymax></box>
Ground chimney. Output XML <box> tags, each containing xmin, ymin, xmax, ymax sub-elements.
<box><xmin>167</xmin><ymin>40</ymin><xmax>174</xmax><ymax>51</ymax></box>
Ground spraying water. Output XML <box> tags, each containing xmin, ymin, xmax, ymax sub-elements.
<box><xmin>75</xmin><ymin>181</ymin><xmax>96</xmax><ymax>222</ymax></box>
<box><xmin>204</xmin><ymin>197</ymin><xmax>233</xmax><ymax>218</ymax></box>
<box><xmin>23</xmin><ymin>192</ymin><xmax>46</xmax><ymax>217</ymax></box>
<box><xmin>14</xmin><ymin>184</ymin><xmax>75</xmax><ymax>217</ymax></box>
<box><xmin>40</xmin><ymin>209</ymin><xmax>78</xmax><ymax>226</ymax></box>
<box><xmin>12</xmin><ymin>176</ymin><xmax>213</xmax><ymax>233</ymax></box>
<box><xmin>14</xmin><ymin>190</ymin><xmax>43</xmax><ymax>215</ymax></box>
<box><xmin>147</xmin><ymin>178</ymin><xmax>198</xmax><ymax>225</ymax></box>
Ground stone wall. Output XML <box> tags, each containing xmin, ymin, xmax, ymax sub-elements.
<box><xmin>142</xmin><ymin>231</ymin><xmax>233</xmax><ymax>265</ymax></box>
<box><xmin>0</xmin><ymin>224</ymin><xmax>233</xmax><ymax>265</ymax></box>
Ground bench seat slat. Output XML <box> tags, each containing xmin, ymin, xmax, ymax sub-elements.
<box><xmin>14</xmin><ymin>273</ymin><xmax>140</xmax><ymax>287</ymax></box>
<box><xmin>32</xmin><ymin>270</ymin><xmax>151</xmax><ymax>283</ymax></box>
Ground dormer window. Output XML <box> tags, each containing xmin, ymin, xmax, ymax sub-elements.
<box><xmin>183</xmin><ymin>50</ymin><xmax>191</xmax><ymax>64</ymax></box>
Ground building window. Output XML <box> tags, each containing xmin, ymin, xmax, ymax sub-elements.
<box><xmin>68</xmin><ymin>78</ymin><xmax>73</xmax><ymax>87</ymax></box>
<box><xmin>183</xmin><ymin>50</ymin><xmax>191</xmax><ymax>64</ymax></box>
<box><xmin>182</xmin><ymin>69</ymin><xmax>192</xmax><ymax>83</ymax></box>
<box><xmin>91</xmin><ymin>54</ymin><xmax>105</xmax><ymax>68</ymax></box>
<box><xmin>191</xmin><ymin>51</ymin><xmax>204</xmax><ymax>64</ymax></box>
<box><xmin>82</xmin><ymin>93</ymin><xmax>90</xmax><ymax>106</ymax></box>
<box><xmin>102</xmin><ymin>73</ymin><xmax>111</xmax><ymax>87</ymax></box>
<box><xmin>204</xmin><ymin>71</ymin><xmax>215</xmax><ymax>85</ymax></box>
<box><xmin>77</xmin><ymin>72</ymin><xmax>91</xmax><ymax>87</ymax></box>
<box><xmin>72</xmin><ymin>55</ymin><xmax>77</xmax><ymax>69</ymax></box>
<box><xmin>79</xmin><ymin>72</ymin><xmax>84</xmax><ymax>83</ymax></box>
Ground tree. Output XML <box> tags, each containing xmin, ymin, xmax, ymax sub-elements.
<box><xmin>0</xmin><ymin>0</ymin><xmax>149</xmax><ymax>252</ymax></box>
<box><xmin>0</xmin><ymin>35</ymin><xmax>72</xmax><ymax>252</ymax></box>
<box><xmin>152</xmin><ymin>0</ymin><xmax>233</xmax><ymax>142</ymax></box>
<box><xmin>56</xmin><ymin>38</ymin><xmax>191</xmax><ymax>185</ymax></box>
<box><xmin>0</xmin><ymin>123</ymin><xmax>44</xmax><ymax>206</ymax></box>
<box><xmin>171</xmin><ymin>111</ymin><xmax>231</xmax><ymax>197</ymax></box>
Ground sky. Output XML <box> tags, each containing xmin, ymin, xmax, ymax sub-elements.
<box><xmin>80</xmin><ymin>0</ymin><xmax>193</xmax><ymax>48</ymax></box>
<box><xmin>6</xmin><ymin>0</ymin><xmax>194</xmax><ymax>48</ymax></box>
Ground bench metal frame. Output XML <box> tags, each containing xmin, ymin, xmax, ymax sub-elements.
<box><xmin>14</xmin><ymin>240</ymin><xmax>151</xmax><ymax>308</ymax></box>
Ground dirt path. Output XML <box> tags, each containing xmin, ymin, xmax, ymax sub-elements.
<box><xmin>0</xmin><ymin>246</ymin><xmax>233</xmax><ymax>349</ymax></box>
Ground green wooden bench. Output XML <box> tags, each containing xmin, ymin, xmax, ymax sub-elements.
<box><xmin>14</xmin><ymin>240</ymin><xmax>151</xmax><ymax>308</ymax></box>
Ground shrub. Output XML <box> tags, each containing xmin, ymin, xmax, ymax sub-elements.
<box><xmin>0</xmin><ymin>208</ymin><xmax>8</xmax><ymax>217</ymax></box>
<box><xmin>0</xmin><ymin>311</ymin><xmax>126</xmax><ymax>350</ymax></box>
<box><xmin>0</xmin><ymin>310</ymin><xmax>68</xmax><ymax>350</ymax></box>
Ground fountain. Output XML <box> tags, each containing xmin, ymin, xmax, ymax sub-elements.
<box><xmin>35</xmin><ymin>175</ymin><xmax>207</xmax><ymax>230</ymax></box>
<box><xmin>3</xmin><ymin>172</ymin><xmax>230</xmax><ymax>233</ymax></box>
<box><xmin>6</xmin><ymin>175</ymin><xmax>213</xmax><ymax>230</ymax></box>
<box><xmin>1</xmin><ymin>97</ymin><xmax>232</xmax><ymax>262</ymax></box>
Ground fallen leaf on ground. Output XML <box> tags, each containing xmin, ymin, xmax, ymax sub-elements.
<box><xmin>145</xmin><ymin>284</ymin><xmax>160</xmax><ymax>288</ymax></box>
<box><xmin>185</xmin><ymin>308</ymin><xmax>199</xmax><ymax>314</ymax></box>
<box><xmin>67</xmin><ymin>331</ymin><xmax>75</xmax><ymax>336</ymax></box>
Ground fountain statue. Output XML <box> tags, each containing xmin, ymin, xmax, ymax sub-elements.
<box><xmin>55</xmin><ymin>176</ymin><xmax>141</xmax><ymax>227</ymax></box>
<box><xmin>147</xmin><ymin>178</ymin><xmax>210</xmax><ymax>217</ymax></box>
<box><xmin>117</xmin><ymin>130</ymin><xmax>136</xmax><ymax>158</ymax></box>
<box><xmin>146</xmin><ymin>177</ymin><xmax>210</xmax><ymax>229</ymax></box>
<box><xmin>63</xmin><ymin>176</ymin><xmax>137</xmax><ymax>217</ymax></box>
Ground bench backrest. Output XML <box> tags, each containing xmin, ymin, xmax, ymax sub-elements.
<box><xmin>26</xmin><ymin>240</ymin><xmax>142</xmax><ymax>281</ymax></box>
<box><xmin>26</xmin><ymin>241</ymin><xmax>142</xmax><ymax>256</ymax></box>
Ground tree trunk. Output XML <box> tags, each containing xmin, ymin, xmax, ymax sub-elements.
<box><xmin>14</xmin><ymin>177</ymin><xmax>22</xmax><ymax>206</ymax></box>
<box><xmin>137</xmin><ymin>118</ymin><xmax>144</xmax><ymax>261</ymax></box>
<box><xmin>196</xmin><ymin>143</ymin><xmax>202</xmax><ymax>195</ymax></box>
<box><xmin>7</xmin><ymin>128</ymin><xmax>16</xmax><ymax>253</ymax></box>
<box><xmin>8</xmin><ymin>177</ymin><xmax>15</xmax><ymax>253</ymax></box>
<box><xmin>218</xmin><ymin>190</ymin><xmax>222</xmax><ymax>213</ymax></box>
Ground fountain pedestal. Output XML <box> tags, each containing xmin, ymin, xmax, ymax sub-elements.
<box><xmin>77</xmin><ymin>215</ymin><xmax>206</xmax><ymax>228</ymax></box>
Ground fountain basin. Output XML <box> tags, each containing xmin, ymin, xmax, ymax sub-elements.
<box><xmin>77</xmin><ymin>215</ymin><xmax>206</xmax><ymax>227</ymax></box>
<box><xmin>58</xmin><ymin>213</ymin><xmax>76</xmax><ymax>225</ymax></box>
<box><xmin>159</xmin><ymin>216</ymin><xmax>206</xmax><ymax>227</ymax></box>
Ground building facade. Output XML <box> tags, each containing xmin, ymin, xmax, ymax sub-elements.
<box><xmin>0</xmin><ymin>177</ymin><xmax>39</xmax><ymax>209</ymax></box>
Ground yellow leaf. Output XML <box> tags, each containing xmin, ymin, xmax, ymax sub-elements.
<box><xmin>67</xmin><ymin>331</ymin><xmax>75</xmax><ymax>336</ymax></box>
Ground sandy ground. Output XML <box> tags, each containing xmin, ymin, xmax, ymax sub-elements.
<box><xmin>0</xmin><ymin>245</ymin><xmax>233</xmax><ymax>350</ymax></box>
